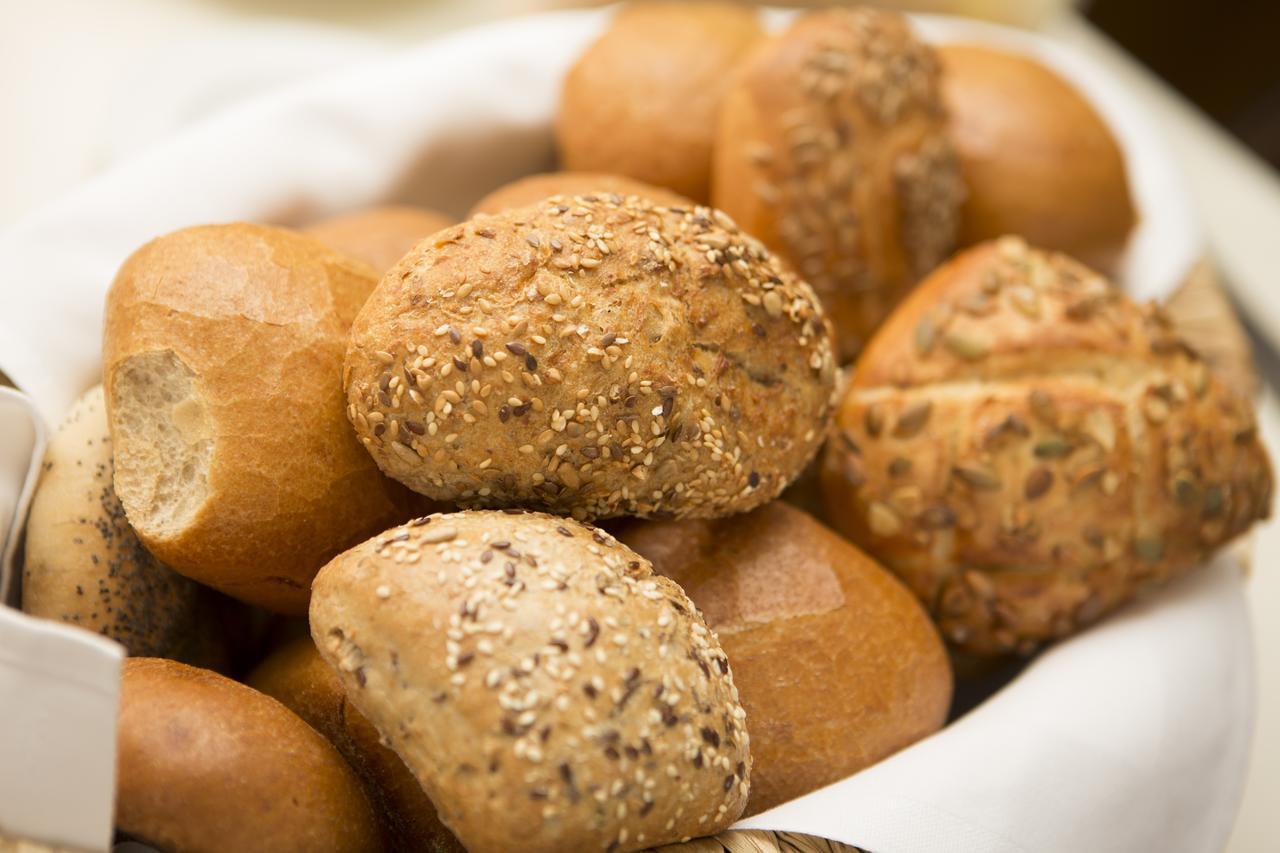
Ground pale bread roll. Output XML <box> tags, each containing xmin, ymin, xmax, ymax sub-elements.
<box><xmin>116</xmin><ymin>658</ymin><xmax>381</xmax><ymax>853</ymax></box>
<box><xmin>102</xmin><ymin>223</ymin><xmax>415</xmax><ymax>613</ymax></box>
<box><xmin>305</xmin><ymin>205</ymin><xmax>454</xmax><ymax>273</ymax></box>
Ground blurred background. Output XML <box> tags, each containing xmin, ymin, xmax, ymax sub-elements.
<box><xmin>2</xmin><ymin>1</ymin><xmax>1278</xmax><ymax>850</ymax></box>
<box><xmin>4</xmin><ymin>0</ymin><xmax>1280</xmax><ymax>227</ymax></box>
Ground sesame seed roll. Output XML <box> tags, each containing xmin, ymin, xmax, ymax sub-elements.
<box><xmin>309</xmin><ymin>510</ymin><xmax>751</xmax><ymax>853</ymax></box>
<box><xmin>344</xmin><ymin>195</ymin><xmax>838</xmax><ymax>520</ymax></box>
<box><xmin>469</xmin><ymin>172</ymin><xmax>690</xmax><ymax>219</ymax></box>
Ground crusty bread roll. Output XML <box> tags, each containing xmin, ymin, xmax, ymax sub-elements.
<box><xmin>309</xmin><ymin>510</ymin><xmax>751</xmax><ymax>853</ymax></box>
<box><xmin>22</xmin><ymin>385</ymin><xmax>224</xmax><ymax>665</ymax></box>
<box><xmin>344</xmin><ymin>196</ymin><xmax>837</xmax><ymax>520</ymax></box>
<box><xmin>820</xmin><ymin>237</ymin><xmax>1273</xmax><ymax>655</ymax></box>
<box><xmin>469</xmin><ymin>172</ymin><xmax>690</xmax><ymax>218</ymax></box>
<box><xmin>940</xmin><ymin>44</ymin><xmax>1136</xmax><ymax>275</ymax></box>
<box><xmin>557</xmin><ymin>2</ymin><xmax>764</xmax><ymax>202</ymax></box>
<box><xmin>102</xmin><ymin>223</ymin><xmax>415</xmax><ymax>613</ymax></box>
<box><xmin>116</xmin><ymin>658</ymin><xmax>380</xmax><ymax>853</ymax></box>
<box><xmin>713</xmin><ymin>7</ymin><xmax>962</xmax><ymax>362</ymax></box>
<box><xmin>305</xmin><ymin>205</ymin><xmax>454</xmax><ymax>273</ymax></box>
<box><xmin>248</xmin><ymin>637</ymin><xmax>463</xmax><ymax>852</ymax></box>
<box><xmin>618</xmin><ymin>501</ymin><xmax>951</xmax><ymax>814</ymax></box>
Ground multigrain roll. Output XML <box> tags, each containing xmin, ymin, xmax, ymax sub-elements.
<box><xmin>305</xmin><ymin>205</ymin><xmax>454</xmax><ymax>273</ymax></box>
<box><xmin>469</xmin><ymin>172</ymin><xmax>690</xmax><ymax>218</ymax></box>
<box><xmin>940</xmin><ymin>44</ymin><xmax>1136</xmax><ymax>275</ymax></box>
<box><xmin>619</xmin><ymin>502</ymin><xmax>951</xmax><ymax>814</ymax></box>
<box><xmin>309</xmin><ymin>510</ymin><xmax>751</xmax><ymax>853</ymax></box>
<box><xmin>248</xmin><ymin>637</ymin><xmax>463</xmax><ymax>853</ymax></box>
<box><xmin>820</xmin><ymin>237</ymin><xmax>1273</xmax><ymax>655</ymax></box>
<box><xmin>557</xmin><ymin>2</ymin><xmax>764</xmax><ymax>202</ymax></box>
<box><xmin>713</xmin><ymin>7</ymin><xmax>963</xmax><ymax>362</ymax></box>
<box><xmin>102</xmin><ymin>223</ymin><xmax>416</xmax><ymax>613</ymax></box>
<box><xmin>116</xmin><ymin>658</ymin><xmax>380</xmax><ymax>853</ymax></box>
<box><xmin>344</xmin><ymin>196</ymin><xmax>837</xmax><ymax>520</ymax></box>
<box><xmin>21</xmin><ymin>385</ymin><xmax>222</xmax><ymax>665</ymax></box>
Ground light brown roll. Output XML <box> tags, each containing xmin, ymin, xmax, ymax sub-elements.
<box><xmin>309</xmin><ymin>510</ymin><xmax>751</xmax><ymax>853</ymax></box>
<box><xmin>713</xmin><ymin>7</ymin><xmax>963</xmax><ymax>363</ymax></box>
<box><xmin>940</xmin><ymin>44</ymin><xmax>1136</xmax><ymax>275</ymax></box>
<box><xmin>305</xmin><ymin>205</ymin><xmax>454</xmax><ymax>273</ymax></box>
<box><xmin>469</xmin><ymin>172</ymin><xmax>690</xmax><ymax>218</ymax></box>
<box><xmin>344</xmin><ymin>196</ymin><xmax>837</xmax><ymax>520</ymax></box>
<box><xmin>820</xmin><ymin>237</ymin><xmax>1273</xmax><ymax>655</ymax></box>
<box><xmin>557</xmin><ymin>2</ymin><xmax>764</xmax><ymax>202</ymax></box>
<box><xmin>248</xmin><ymin>637</ymin><xmax>463</xmax><ymax>853</ymax></box>
<box><xmin>618</xmin><ymin>501</ymin><xmax>951</xmax><ymax>814</ymax></box>
<box><xmin>116</xmin><ymin>658</ymin><xmax>380</xmax><ymax>853</ymax></box>
<box><xmin>21</xmin><ymin>385</ymin><xmax>223</xmax><ymax>666</ymax></box>
<box><xmin>102</xmin><ymin>223</ymin><xmax>416</xmax><ymax>613</ymax></box>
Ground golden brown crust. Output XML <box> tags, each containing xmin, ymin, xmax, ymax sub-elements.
<box><xmin>940</xmin><ymin>44</ymin><xmax>1136</xmax><ymax>275</ymax></box>
<box><xmin>305</xmin><ymin>205</ymin><xmax>454</xmax><ymax>273</ymax></box>
<box><xmin>21</xmin><ymin>386</ymin><xmax>216</xmax><ymax>660</ymax></box>
<box><xmin>820</xmin><ymin>238</ymin><xmax>1273</xmax><ymax>654</ymax></box>
<box><xmin>248</xmin><ymin>638</ymin><xmax>464</xmax><ymax>852</ymax></box>
<box><xmin>309</xmin><ymin>510</ymin><xmax>750</xmax><ymax>853</ymax></box>
<box><xmin>345</xmin><ymin>196</ymin><xmax>837</xmax><ymax>520</ymax></box>
<box><xmin>618</xmin><ymin>502</ymin><xmax>951</xmax><ymax>814</ymax></box>
<box><xmin>557</xmin><ymin>2</ymin><xmax>764</xmax><ymax>202</ymax></box>
<box><xmin>713</xmin><ymin>7</ymin><xmax>962</xmax><ymax>362</ymax></box>
<box><xmin>116</xmin><ymin>658</ymin><xmax>380</xmax><ymax>853</ymax></box>
<box><xmin>469</xmin><ymin>172</ymin><xmax>691</xmax><ymax>218</ymax></box>
<box><xmin>102</xmin><ymin>223</ymin><xmax>416</xmax><ymax>613</ymax></box>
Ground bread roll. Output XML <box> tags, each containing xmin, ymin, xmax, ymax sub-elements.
<box><xmin>248</xmin><ymin>637</ymin><xmax>463</xmax><ymax>852</ymax></box>
<box><xmin>469</xmin><ymin>172</ymin><xmax>690</xmax><ymax>218</ymax></box>
<box><xmin>557</xmin><ymin>2</ymin><xmax>764</xmax><ymax>202</ymax></box>
<box><xmin>344</xmin><ymin>196</ymin><xmax>837</xmax><ymax>520</ymax></box>
<box><xmin>102</xmin><ymin>223</ymin><xmax>414</xmax><ymax>613</ymax></box>
<box><xmin>22</xmin><ymin>385</ymin><xmax>223</xmax><ymax>665</ymax></box>
<box><xmin>713</xmin><ymin>7</ymin><xmax>962</xmax><ymax>362</ymax></box>
<box><xmin>940</xmin><ymin>45</ymin><xmax>1136</xmax><ymax>275</ymax></box>
<box><xmin>305</xmin><ymin>205</ymin><xmax>454</xmax><ymax>273</ymax></box>
<box><xmin>116</xmin><ymin>658</ymin><xmax>380</xmax><ymax>853</ymax></box>
<box><xmin>618</xmin><ymin>501</ymin><xmax>951</xmax><ymax>814</ymax></box>
<box><xmin>309</xmin><ymin>510</ymin><xmax>751</xmax><ymax>853</ymax></box>
<box><xmin>820</xmin><ymin>237</ymin><xmax>1273</xmax><ymax>655</ymax></box>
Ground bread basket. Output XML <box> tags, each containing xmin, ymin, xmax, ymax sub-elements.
<box><xmin>0</xmin><ymin>7</ymin><xmax>1258</xmax><ymax>852</ymax></box>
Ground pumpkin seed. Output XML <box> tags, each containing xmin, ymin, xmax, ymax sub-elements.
<box><xmin>918</xmin><ymin>505</ymin><xmax>956</xmax><ymax>529</ymax></box>
<box><xmin>864</xmin><ymin>405</ymin><xmax>884</xmax><ymax>438</ymax></box>
<box><xmin>943</xmin><ymin>330</ymin><xmax>991</xmax><ymax>361</ymax></box>
<box><xmin>1172</xmin><ymin>472</ymin><xmax>1200</xmax><ymax>506</ymax></box>
<box><xmin>1133</xmin><ymin>537</ymin><xmax>1165</xmax><ymax>563</ymax></box>
<box><xmin>985</xmin><ymin>413</ymin><xmax>1029</xmax><ymax>447</ymax></box>
<box><xmin>1203</xmin><ymin>484</ymin><xmax>1225</xmax><ymax>517</ymax></box>
<box><xmin>1033</xmin><ymin>436</ymin><xmax>1074</xmax><ymax>459</ymax></box>
<box><xmin>953</xmin><ymin>464</ymin><xmax>1001</xmax><ymax>490</ymax></box>
<box><xmin>1009</xmin><ymin>285</ymin><xmax>1041</xmax><ymax>319</ymax></box>
<box><xmin>892</xmin><ymin>400</ymin><xmax>932</xmax><ymax>438</ymax></box>
<box><xmin>867</xmin><ymin>502</ymin><xmax>902</xmax><ymax>537</ymax></box>
<box><xmin>1024</xmin><ymin>467</ymin><xmax>1053</xmax><ymax>500</ymax></box>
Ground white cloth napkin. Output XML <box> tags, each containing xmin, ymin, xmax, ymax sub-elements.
<box><xmin>0</xmin><ymin>8</ymin><xmax>1251</xmax><ymax>852</ymax></box>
